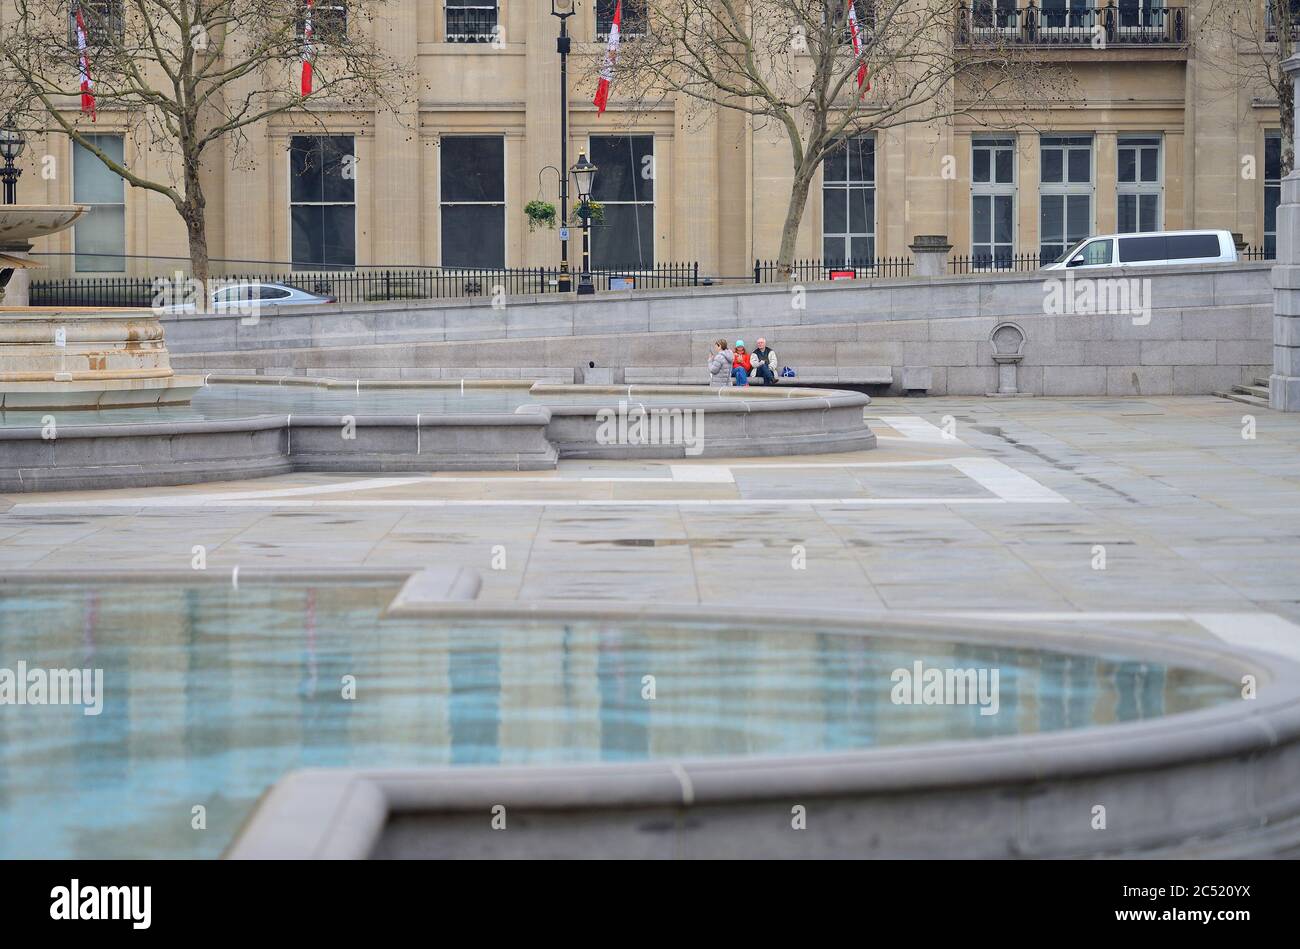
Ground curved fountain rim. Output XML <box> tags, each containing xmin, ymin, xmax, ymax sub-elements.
<box><xmin>371</xmin><ymin>604</ymin><xmax>1300</xmax><ymax>778</ymax></box>
<box><xmin>221</xmin><ymin>601</ymin><xmax>1300</xmax><ymax>858</ymax></box>
<box><xmin>0</xmin><ymin>379</ymin><xmax>870</xmax><ymax>435</ymax></box>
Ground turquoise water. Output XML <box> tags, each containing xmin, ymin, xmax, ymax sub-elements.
<box><xmin>0</xmin><ymin>584</ymin><xmax>1238</xmax><ymax>859</ymax></box>
<box><xmin>0</xmin><ymin>382</ymin><xmax>726</xmax><ymax>427</ymax></box>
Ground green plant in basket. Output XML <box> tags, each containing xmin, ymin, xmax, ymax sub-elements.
<box><xmin>524</xmin><ymin>200</ymin><xmax>557</xmax><ymax>232</ymax></box>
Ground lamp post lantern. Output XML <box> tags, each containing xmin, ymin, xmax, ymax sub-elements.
<box><xmin>571</xmin><ymin>150</ymin><xmax>597</xmax><ymax>296</ymax></box>
<box><xmin>0</xmin><ymin>117</ymin><xmax>26</xmax><ymax>206</ymax></box>
<box><xmin>552</xmin><ymin>0</ymin><xmax>576</xmax><ymax>292</ymax></box>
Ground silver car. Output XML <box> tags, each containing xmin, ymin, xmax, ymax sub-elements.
<box><xmin>158</xmin><ymin>281</ymin><xmax>336</xmax><ymax>313</ymax></box>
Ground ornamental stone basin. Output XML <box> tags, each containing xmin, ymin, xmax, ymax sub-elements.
<box><xmin>0</xmin><ymin>204</ymin><xmax>88</xmax><ymax>306</ymax></box>
<box><xmin>0</xmin><ymin>309</ymin><xmax>204</xmax><ymax>409</ymax></box>
<box><xmin>0</xmin><ymin>204</ymin><xmax>203</xmax><ymax>409</ymax></box>
<box><xmin>0</xmin><ymin>204</ymin><xmax>87</xmax><ymax>242</ymax></box>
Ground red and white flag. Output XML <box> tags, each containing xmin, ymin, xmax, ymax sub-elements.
<box><xmin>301</xmin><ymin>0</ymin><xmax>315</xmax><ymax>97</ymax></box>
<box><xmin>847</xmin><ymin>2</ymin><xmax>870</xmax><ymax>94</ymax></box>
<box><xmin>593</xmin><ymin>0</ymin><xmax>622</xmax><ymax>115</ymax></box>
<box><xmin>74</xmin><ymin>3</ymin><xmax>96</xmax><ymax>120</ymax></box>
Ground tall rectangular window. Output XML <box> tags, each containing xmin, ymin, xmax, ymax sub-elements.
<box><xmin>1267</xmin><ymin>1</ymin><xmax>1300</xmax><ymax>42</ymax></box>
<box><xmin>290</xmin><ymin>135</ymin><xmax>356</xmax><ymax>270</ymax></box>
<box><xmin>67</xmin><ymin>1</ymin><xmax>124</xmax><ymax>46</ymax></box>
<box><xmin>589</xmin><ymin>135</ymin><xmax>654</xmax><ymax>270</ymax></box>
<box><xmin>1266</xmin><ymin>130</ymin><xmax>1282</xmax><ymax>257</ymax></box>
<box><xmin>298</xmin><ymin>2</ymin><xmax>348</xmax><ymax>42</ymax></box>
<box><xmin>445</xmin><ymin>1</ymin><xmax>497</xmax><ymax>42</ymax></box>
<box><xmin>597</xmin><ymin>0</ymin><xmax>646</xmax><ymax>39</ymax></box>
<box><xmin>822</xmin><ymin>135</ymin><xmax>875</xmax><ymax>265</ymax></box>
<box><xmin>440</xmin><ymin>136</ymin><xmax>505</xmax><ymax>268</ymax></box>
<box><xmin>1039</xmin><ymin>134</ymin><xmax>1093</xmax><ymax>264</ymax></box>
<box><xmin>971</xmin><ymin>0</ymin><xmax>1017</xmax><ymax>29</ymax></box>
<box><xmin>1040</xmin><ymin>0</ymin><xmax>1092</xmax><ymax>29</ymax></box>
<box><xmin>72</xmin><ymin>134</ymin><xmax>125</xmax><ymax>272</ymax></box>
<box><xmin>971</xmin><ymin>136</ymin><xmax>1015</xmax><ymax>268</ymax></box>
<box><xmin>1117</xmin><ymin>135</ymin><xmax>1161</xmax><ymax>233</ymax></box>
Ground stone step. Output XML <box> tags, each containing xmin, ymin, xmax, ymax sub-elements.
<box><xmin>1214</xmin><ymin>389</ymin><xmax>1270</xmax><ymax>408</ymax></box>
<box><xmin>1254</xmin><ymin>377</ymin><xmax>1272</xmax><ymax>388</ymax></box>
<box><xmin>1234</xmin><ymin>384</ymin><xmax>1270</xmax><ymax>399</ymax></box>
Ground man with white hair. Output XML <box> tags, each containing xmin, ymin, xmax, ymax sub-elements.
<box><xmin>750</xmin><ymin>337</ymin><xmax>778</xmax><ymax>386</ymax></box>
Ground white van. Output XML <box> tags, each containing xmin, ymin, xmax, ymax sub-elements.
<box><xmin>1041</xmin><ymin>229</ymin><xmax>1237</xmax><ymax>271</ymax></box>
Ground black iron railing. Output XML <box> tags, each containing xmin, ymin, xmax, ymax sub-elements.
<box><xmin>1241</xmin><ymin>244</ymin><xmax>1276</xmax><ymax>261</ymax></box>
<box><xmin>753</xmin><ymin>257</ymin><xmax>913</xmax><ymax>283</ymax></box>
<box><xmin>948</xmin><ymin>252</ymin><xmax>1046</xmax><ymax>273</ymax></box>
<box><xmin>955</xmin><ymin>3</ymin><xmax>1187</xmax><ymax>47</ymax></box>
<box><xmin>27</xmin><ymin>261</ymin><xmax>703</xmax><ymax>308</ymax></box>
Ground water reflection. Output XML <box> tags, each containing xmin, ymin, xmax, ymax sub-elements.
<box><xmin>0</xmin><ymin>584</ymin><xmax>1238</xmax><ymax>858</ymax></box>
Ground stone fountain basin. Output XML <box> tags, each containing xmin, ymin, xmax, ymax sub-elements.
<box><xmin>0</xmin><ymin>205</ymin><xmax>88</xmax><ymax>243</ymax></box>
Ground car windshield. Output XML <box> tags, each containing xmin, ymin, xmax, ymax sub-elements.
<box><xmin>1055</xmin><ymin>239</ymin><xmax>1089</xmax><ymax>264</ymax></box>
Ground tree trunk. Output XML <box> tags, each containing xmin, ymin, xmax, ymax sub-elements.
<box><xmin>181</xmin><ymin>157</ymin><xmax>210</xmax><ymax>288</ymax></box>
<box><xmin>776</xmin><ymin>167</ymin><xmax>815</xmax><ymax>281</ymax></box>
<box><xmin>1284</xmin><ymin>80</ymin><xmax>1295</xmax><ymax>178</ymax></box>
<box><xmin>1283</xmin><ymin>17</ymin><xmax>1295</xmax><ymax>177</ymax></box>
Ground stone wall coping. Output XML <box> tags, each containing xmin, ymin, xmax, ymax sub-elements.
<box><xmin>153</xmin><ymin>260</ymin><xmax>1273</xmax><ymax>329</ymax></box>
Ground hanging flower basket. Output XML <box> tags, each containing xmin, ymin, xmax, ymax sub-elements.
<box><xmin>524</xmin><ymin>200</ymin><xmax>557</xmax><ymax>232</ymax></box>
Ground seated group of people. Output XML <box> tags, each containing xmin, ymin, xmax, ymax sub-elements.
<box><xmin>707</xmin><ymin>337</ymin><xmax>778</xmax><ymax>387</ymax></box>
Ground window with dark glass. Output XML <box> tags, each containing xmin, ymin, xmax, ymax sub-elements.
<box><xmin>290</xmin><ymin>135</ymin><xmax>356</xmax><ymax>270</ymax></box>
<box><xmin>1039</xmin><ymin>0</ymin><xmax>1091</xmax><ymax>29</ymax></box>
<box><xmin>297</xmin><ymin>2</ymin><xmax>348</xmax><ymax>42</ymax></box>
<box><xmin>1039</xmin><ymin>135</ymin><xmax>1093</xmax><ymax>265</ymax></box>
<box><xmin>589</xmin><ymin>135</ymin><xmax>654</xmax><ymax>271</ymax></box>
<box><xmin>68</xmin><ymin>1</ymin><xmax>124</xmax><ymax>46</ymax></box>
<box><xmin>1266</xmin><ymin>130</ymin><xmax>1282</xmax><ymax>257</ymax></box>
<box><xmin>1166</xmin><ymin>234</ymin><xmax>1222</xmax><ymax>259</ymax></box>
<box><xmin>1118</xmin><ymin>235</ymin><xmax>1167</xmax><ymax>263</ymax></box>
<box><xmin>440</xmin><ymin>136</ymin><xmax>505</xmax><ymax>268</ymax></box>
<box><xmin>1267</xmin><ymin>1</ymin><xmax>1300</xmax><ymax>41</ymax></box>
<box><xmin>971</xmin><ymin>0</ymin><xmax>1016</xmax><ymax>29</ymax></box>
<box><xmin>822</xmin><ymin>135</ymin><xmax>875</xmax><ymax>266</ymax></box>
<box><xmin>1117</xmin><ymin>135</ymin><xmax>1161</xmax><ymax>233</ymax></box>
<box><xmin>446</xmin><ymin>1</ymin><xmax>498</xmax><ymax>42</ymax></box>
<box><xmin>972</xmin><ymin>137</ymin><xmax>1015</xmax><ymax>268</ymax></box>
<box><xmin>597</xmin><ymin>0</ymin><xmax>646</xmax><ymax>39</ymax></box>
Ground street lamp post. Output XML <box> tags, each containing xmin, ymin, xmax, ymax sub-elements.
<box><xmin>552</xmin><ymin>0</ymin><xmax>575</xmax><ymax>293</ymax></box>
<box><xmin>0</xmin><ymin>117</ymin><xmax>26</xmax><ymax>206</ymax></box>
<box><xmin>570</xmin><ymin>150</ymin><xmax>597</xmax><ymax>296</ymax></box>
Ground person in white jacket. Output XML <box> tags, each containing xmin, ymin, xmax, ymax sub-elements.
<box><xmin>707</xmin><ymin>338</ymin><xmax>734</xmax><ymax>387</ymax></box>
<box><xmin>750</xmin><ymin>337</ymin><xmax>777</xmax><ymax>385</ymax></box>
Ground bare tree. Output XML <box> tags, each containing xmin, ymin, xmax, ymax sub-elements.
<box><xmin>612</xmin><ymin>0</ymin><xmax>1068</xmax><ymax>276</ymax></box>
<box><xmin>0</xmin><ymin>0</ymin><xmax>410</xmax><ymax>283</ymax></box>
<box><xmin>1202</xmin><ymin>0</ymin><xmax>1296</xmax><ymax>176</ymax></box>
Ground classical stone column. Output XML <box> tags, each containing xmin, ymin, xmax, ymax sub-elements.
<box><xmin>1273</xmin><ymin>53</ymin><xmax>1300</xmax><ymax>411</ymax></box>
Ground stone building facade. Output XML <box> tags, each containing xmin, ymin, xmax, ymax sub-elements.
<box><xmin>10</xmin><ymin>1</ymin><xmax>1291</xmax><ymax>279</ymax></box>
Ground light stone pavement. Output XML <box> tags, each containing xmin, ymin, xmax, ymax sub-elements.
<box><xmin>2</xmin><ymin>396</ymin><xmax>1298</xmax><ymax>626</ymax></box>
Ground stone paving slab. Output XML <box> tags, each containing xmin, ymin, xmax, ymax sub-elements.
<box><xmin>2</xmin><ymin>396</ymin><xmax>1297</xmax><ymax>622</ymax></box>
